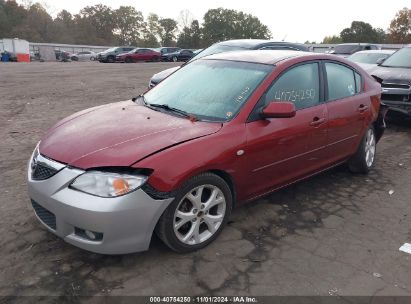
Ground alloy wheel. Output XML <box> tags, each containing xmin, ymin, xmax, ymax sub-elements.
<box><xmin>173</xmin><ymin>184</ymin><xmax>226</xmax><ymax>245</ymax></box>
<box><xmin>365</xmin><ymin>128</ymin><xmax>376</xmax><ymax>167</ymax></box>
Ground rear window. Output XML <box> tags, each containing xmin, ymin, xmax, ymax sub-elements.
<box><xmin>192</xmin><ymin>44</ymin><xmax>248</xmax><ymax>61</ymax></box>
<box><xmin>334</xmin><ymin>45</ymin><xmax>362</xmax><ymax>55</ymax></box>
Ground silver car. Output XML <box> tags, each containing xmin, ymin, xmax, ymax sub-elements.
<box><xmin>71</xmin><ymin>51</ymin><xmax>97</xmax><ymax>61</ymax></box>
<box><xmin>347</xmin><ymin>50</ymin><xmax>395</xmax><ymax>72</ymax></box>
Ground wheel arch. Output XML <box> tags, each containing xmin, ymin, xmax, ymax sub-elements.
<box><xmin>207</xmin><ymin>169</ymin><xmax>237</xmax><ymax>207</ymax></box>
<box><xmin>144</xmin><ymin>168</ymin><xmax>237</xmax><ymax>207</ymax></box>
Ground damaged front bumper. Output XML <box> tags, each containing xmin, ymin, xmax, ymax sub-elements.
<box><xmin>381</xmin><ymin>83</ymin><xmax>411</xmax><ymax>116</ymax></box>
<box><xmin>27</xmin><ymin>150</ymin><xmax>174</xmax><ymax>254</ymax></box>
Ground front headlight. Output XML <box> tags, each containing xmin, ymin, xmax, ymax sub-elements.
<box><xmin>70</xmin><ymin>171</ymin><xmax>148</xmax><ymax>197</ymax></box>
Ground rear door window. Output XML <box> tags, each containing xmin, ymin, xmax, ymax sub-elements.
<box><xmin>325</xmin><ymin>62</ymin><xmax>357</xmax><ymax>100</ymax></box>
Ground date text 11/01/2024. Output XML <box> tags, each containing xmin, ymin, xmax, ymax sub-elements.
<box><xmin>149</xmin><ymin>296</ymin><xmax>258</xmax><ymax>303</ymax></box>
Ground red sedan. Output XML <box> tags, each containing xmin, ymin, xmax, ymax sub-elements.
<box><xmin>28</xmin><ymin>50</ymin><xmax>385</xmax><ymax>254</ymax></box>
<box><xmin>116</xmin><ymin>48</ymin><xmax>161</xmax><ymax>63</ymax></box>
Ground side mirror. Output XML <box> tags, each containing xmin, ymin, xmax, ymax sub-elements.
<box><xmin>261</xmin><ymin>101</ymin><xmax>296</xmax><ymax>119</ymax></box>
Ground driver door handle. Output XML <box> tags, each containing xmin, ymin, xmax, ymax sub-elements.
<box><xmin>310</xmin><ymin>117</ymin><xmax>326</xmax><ymax>127</ymax></box>
<box><xmin>358</xmin><ymin>104</ymin><xmax>369</xmax><ymax>112</ymax></box>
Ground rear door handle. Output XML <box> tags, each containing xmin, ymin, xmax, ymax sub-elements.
<box><xmin>310</xmin><ymin>117</ymin><xmax>326</xmax><ymax>127</ymax></box>
<box><xmin>358</xmin><ymin>105</ymin><xmax>369</xmax><ymax>112</ymax></box>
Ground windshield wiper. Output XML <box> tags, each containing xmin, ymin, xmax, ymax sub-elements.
<box><xmin>133</xmin><ymin>95</ymin><xmax>197</xmax><ymax>120</ymax></box>
<box><xmin>132</xmin><ymin>94</ymin><xmax>147</xmax><ymax>105</ymax></box>
<box><xmin>147</xmin><ymin>103</ymin><xmax>197</xmax><ymax>120</ymax></box>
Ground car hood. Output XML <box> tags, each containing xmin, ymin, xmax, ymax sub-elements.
<box><xmin>371</xmin><ymin>66</ymin><xmax>411</xmax><ymax>85</ymax></box>
<box><xmin>39</xmin><ymin>100</ymin><xmax>222</xmax><ymax>169</ymax></box>
<box><xmin>151</xmin><ymin>66</ymin><xmax>180</xmax><ymax>83</ymax></box>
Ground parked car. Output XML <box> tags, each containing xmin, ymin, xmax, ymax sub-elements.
<box><xmin>371</xmin><ymin>45</ymin><xmax>411</xmax><ymax>116</ymax></box>
<box><xmin>347</xmin><ymin>50</ymin><xmax>395</xmax><ymax>72</ymax></box>
<box><xmin>28</xmin><ymin>50</ymin><xmax>386</xmax><ymax>254</ymax></box>
<box><xmin>161</xmin><ymin>49</ymin><xmax>195</xmax><ymax>62</ymax></box>
<box><xmin>97</xmin><ymin>46</ymin><xmax>136</xmax><ymax>63</ymax></box>
<box><xmin>155</xmin><ymin>47</ymin><xmax>181</xmax><ymax>55</ymax></box>
<box><xmin>329</xmin><ymin>43</ymin><xmax>381</xmax><ymax>57</ymax></box>
<box><xmin>71</xmin><ymin>51</ymin><xmax>97</xmax><ymax>61</ymax></box>
<box><xmin>55</xmin><ymin>50</ymin><xmax>73</xmax><ymax>62</ymax></box>
<box><xmin>116</xmin><ymin>48</ymin><xmax>161</xmax><ymax>63</ymax></box>
<box><xmin>149</xmin><ymin>39</ymin><xmax>310</xmax><ymax>88</ymax></box>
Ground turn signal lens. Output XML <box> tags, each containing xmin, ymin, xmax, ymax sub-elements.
<box><xmin>113</xmin><ymin>178</ymin><xmax>130</xmax><ymax>195</ymax></box>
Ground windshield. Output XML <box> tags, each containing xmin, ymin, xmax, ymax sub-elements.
<box><xmin>380</xmin><ymin>48</ymin><xmax>411</xmax><ymax>68</ymax></box>
<box><xmin>348</xmin><ymin>52</ymin><xmax>391</xmax><ymax>64</ymax></box>
<box><xmin>188</xmin><ymin>44</ymin><xmax>249</xmax><ymax>62</ymax></box>
<box><xmin>333</xmin><ymin>45</ymin><xmax>362</xmax><ymax>54</ymax></box>
<box><xmin>144</xmin><ymin>60</ymin><xmax>272</xmax><ymax>121</ymax></box>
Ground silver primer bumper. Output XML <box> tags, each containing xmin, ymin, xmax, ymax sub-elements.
<box><xmin>27</xmin><ymin>154</ymin><xmax>173</xmax><ymax>254</ymax></box>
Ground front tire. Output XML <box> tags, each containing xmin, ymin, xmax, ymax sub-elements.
<box><xmin>156</xmin><ymin>173</ymin><xmax>232</xmax><ymax>253</ymax></box>
<box><xmin>172</xmin><ymin>56</ymin><xmax>178</xmax><ymax>62</ymax></box>
<box><xmin>125</xmin><ymin>57</ymin><xmax>133</xmax><ymax>63</ymax></box>
<box><xmin>348</xmin><ymin>127</ymin><xmax>376</xmax><ymax>174</ymax></box>
<box><xmin>107</xmin><ymin>56</ymin><xmax>115</xmax><ymax>63</ymax></box>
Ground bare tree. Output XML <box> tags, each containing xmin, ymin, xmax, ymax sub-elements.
<box><xmin>177</xmin><ymin>9</ymin><xmax>194</xmax><ymax>32</ymax></box>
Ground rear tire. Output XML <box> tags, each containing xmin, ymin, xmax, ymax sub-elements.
<box><xmin>155</xmin><ymin>173</ymin><xmax>232</xmax><ymax>253</ymax></box>
<box><xmin>348</xmin><ymin>127</ymin><xmax>376</xmax><ymax>174</ymax></box>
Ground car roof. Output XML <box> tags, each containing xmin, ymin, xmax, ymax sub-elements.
<box><xmin>216</xmin><ymin>39</ymin><xmax>308</xmax><ymax>50</ymax></box>
<box><xmin>202</xmin><ymin>50</ymin><xmax>317</xmax><ymax>65</ymax></box>
<box><xmin>351</xmin><ymin>50</ymin><xmax>395</xmax><ymax>54</ymax></box>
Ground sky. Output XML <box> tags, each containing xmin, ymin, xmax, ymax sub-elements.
<box><xmin>22</xmin><ymin>0</ymin><xmax>410</xmax><ymax>43</ymax></box>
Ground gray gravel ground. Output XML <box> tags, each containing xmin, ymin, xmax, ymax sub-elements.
<box><xmin>0</xmin><ymin>62</ymin><xmax>411</xmax><ymax>299</ymax></box>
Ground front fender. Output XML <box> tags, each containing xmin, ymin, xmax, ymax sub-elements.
<box><xmin>133</xmin><ymin>124</ymin><xmax>247</xmax><ymax>199</ymax></box>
